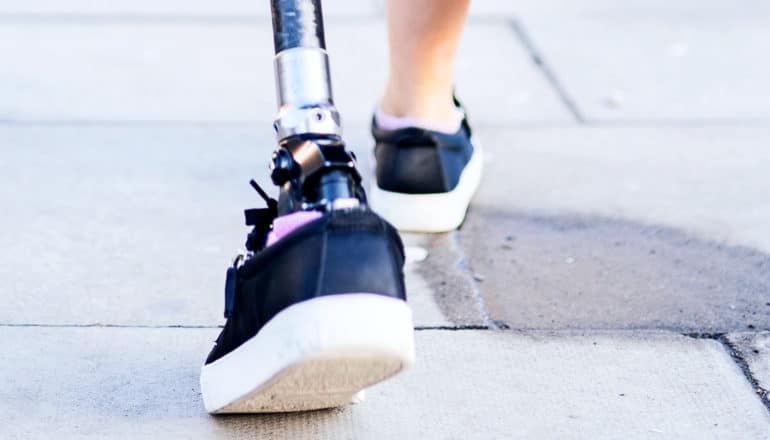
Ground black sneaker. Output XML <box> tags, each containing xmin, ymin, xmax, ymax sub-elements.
<box><xmin>369</xmin><ymin>101</ymin><xmax>483</xmax><ymax>232</ymax></box>
<box><xmin>200</xmin><ymin>141</ymin><xmax>415</xmax><ymax>414</ymax></box>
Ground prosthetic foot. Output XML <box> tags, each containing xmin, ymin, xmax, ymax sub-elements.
<box><xmin>200</xmin><ymin>0</ymin><xmax>415</xmax><ymax>414</ymax></box>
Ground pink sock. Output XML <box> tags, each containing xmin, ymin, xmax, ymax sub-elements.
<box><xmin>375</xmin><ymin>104</ymin><xmax>464</xmax><ymax>134</ymax></box>
<box><xmin>266</xmin><ymin>211</ymin><xmax>323</xmax><ymax>247</ymax></box>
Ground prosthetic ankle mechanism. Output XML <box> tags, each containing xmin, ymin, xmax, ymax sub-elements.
<box><xmin>225</xmin><ymin>0</ymin><xmax>368</xmax><ymax>315</ymax></box>
<box><xmin>268</xmin><ymin>0</ymin><xmax>361</xmax><ymax>213</ymax></box>
<box><xmin>235</xmin><ymin>0</ymin><xmax>364</xmax><ymax>256</ymax></box>
<box><xmin>270</xmin><ymin>137</ymin><xmax>363</xmax><ymax>213</ymax></box>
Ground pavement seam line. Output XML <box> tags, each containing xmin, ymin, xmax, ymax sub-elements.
<box><xmin>508</xmin><ymin>18</ymin><xmax>586</xmax><ymax>124</ymax></box>
<box><xmin>415</xmin><ymin>325</ymin><xmax>491</xmax><ymax>331</ymax></box>
<box><xmin>684</xmin><ymin>332</ymin><xmax>770</xmax><ymax>412</ymax></box>
<box><xmin>450</xmin><ymin>230</ymin><xmax>499</xmax><ymax>329</ymax></box>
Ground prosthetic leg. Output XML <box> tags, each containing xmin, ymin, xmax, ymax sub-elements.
<box><xmin>199</xmin><ymin>0</ymin><xmax>415</xmax><ymax>414</ymax></box>
<box><xmin>268</xmin><ymin>0</ymin><xmax>363</xmax><ymax>214</ymax></box>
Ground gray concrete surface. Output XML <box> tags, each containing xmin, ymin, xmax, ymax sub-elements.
<box><xmin>415</xmin><ymin>232</ymin><xmax>492</xmax><ymax>327</ymax></box>
<box><xmin>470</xmin><ymin>127</ymin><xmax>770</xmax><ymax>253</ymax></box>
<box><xmin>729</xmin><ymin>332</ymin><xmax>770</xmax><ymax>392</ymax></box>
<box><xmin>0</xmin><ymin>126</ymin><xmax>454</xmax><ymax>327</ymax></box>
<box><xmin>3</xmin><ymin>0</ymin><xmax>770</xmax><ymax>437</ymax></box>
<box><xmin>3</xmin><ymin>327</ymin><xmax>769</xmax><ymax>439</ymax></box>
<box><xmin>402</xmin><ymin>234</ymin><xmax>456</xmax><ymax>327</ymax></box>
<box><xmin>0</xmin><ymin>20</ymin><xmax>567</xmax><ymax>125</ymax></box>
<box><xmin>462</xmin><ymin>209</ymin><xmax>770</xmax><ymax>331</ymax></box>
<box><xmin>511</xmin><ymin>0</ymin><xmax>770</xmax><ymax>121</ymax></box>
<box><xmin>459</xmin><ymin>126</ymin><xmax>770</xmax><ymax>331</ymax></box>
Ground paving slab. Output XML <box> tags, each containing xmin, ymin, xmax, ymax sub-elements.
<box><xmin>0</xmin><ymin>20</ymin><xmax>568</xmax><ymax>125</ymax></box>
<box><xmin>3</xmin><ymin>327</ymin><xmax>769</xmax><ymax>439</ymax></box>
<box><xmin>0</xmin><ymin>327</ymin><xmax>770</xmax><ymax>439</ymax></box>
<box><xmin>460</xmin><ymin>126</ymin><xmax>770</xmax><ymax>331</ymax></box>
<box><xmin>511</xmin><ymin>0</ymin><xmax>770</xmax><ymax>121</ymax></box>
<box><xmin>0</xmin><ymin>126</ymin><xmax>455</xmax><ymax>327</ymax></box>
<box><xmin>471</xmin><ymin>125</ymin><xmax>770</xmax><ymax>254</ymax></box>
<box><xmin>462</xmin><ymin>209</ymin><xmax>770</xmax><ymax>332</ymax></box>
<box><xmin>728</xmin><ymin>332</ymin><xmax>770</xmax><ymax>393</ymax></box>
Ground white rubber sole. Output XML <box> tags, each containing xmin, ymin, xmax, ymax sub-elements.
<box><xmin>200</xmin><ymin>294</ymin><xmax>415</xmax><ymax>414</ymax></box>
<box><xmin>369</xmin><ymin>145</ymin><xmax>483</xmax><ymax>232</ymax></box>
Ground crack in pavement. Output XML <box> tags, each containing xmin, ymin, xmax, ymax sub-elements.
<box><xmin>684</xmin><ymin>332</ymin><xmax>770</xmax><ymax>413</ymax></box>
<box><xmin>508</xmin><ymin>18</ymin><xmax>585</xmax><ymax>124</ymax></box>
<box><xmin>415</xmin><ymin>231</ymin><xmax>497</xmax><ymax>328</ymax></box>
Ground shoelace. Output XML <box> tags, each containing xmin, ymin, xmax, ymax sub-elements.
<box><xmin>223</xmin><ymin>179</ymin><xmax>278</xmax><ymax>318</ymax></box>
<box><xmin>244</xmin><ymin>179</ymin><xmax>278</xmax><ymax>253</ymax></box>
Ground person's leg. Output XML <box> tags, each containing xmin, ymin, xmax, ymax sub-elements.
<box><xmin>380</xmin><ymin>0</ymin><xmax>470</xmax><ymax>124</ymax></box>
<box><xmin>369</xmin><ymin>0</ymin><xmax>480</xmax><ymax>232</ymax></box>
<box><xmin>201</xmin><ymin>0</ymin><xmax>415</xmax><ymax>414</ymax></box>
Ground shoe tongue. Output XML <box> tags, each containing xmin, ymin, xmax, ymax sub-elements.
<box><xmin>266</xmin><ymin>211</ymin><xmax>323</xmax><ymax>247</ymax></box>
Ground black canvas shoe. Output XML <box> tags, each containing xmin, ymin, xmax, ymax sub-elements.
<box><xmin>369</xmin><ymin>101</ymin><xmax>483</xmax><ymax>232</ymax></box>
<box><xmin>200</xmin><ymin>140</ymin><xmax>415</xmax><ymax>414</ymax></box>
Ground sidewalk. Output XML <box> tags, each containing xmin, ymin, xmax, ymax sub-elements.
<box><xmin>2</xmin><ymin>1</ymin><xmax>770</xmax><ymax>438</ymax></box>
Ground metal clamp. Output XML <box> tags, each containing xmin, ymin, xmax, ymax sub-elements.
<box><xmin>273</xmin><ymin>105</ymin><xmax>341</xmax><ymax>140</ymax></box>
<box><xmin>273</xmin><ymin>47</ymin><xmax>342</xmax><ymax>140</ymax></box>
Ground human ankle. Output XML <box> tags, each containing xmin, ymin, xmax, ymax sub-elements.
<box><xmin>375</xmin><ymin>103</ymin><xmax>463</xmax><ymax>134</ymax></box>
<box><xmin>377</xmin><ymin>91</ymin><xmax>462</xmax><ymax>134</ymax></box>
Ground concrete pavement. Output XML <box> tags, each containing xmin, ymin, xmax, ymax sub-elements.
<box><xmin>4</xmin><ymin>328</ymin><xmax>769</xmax><ymax>439</ymax></box>
<box><xmin>2</xmin><ymin>0</ymin><xmax>769</xmax><ymax>438</ymax></box>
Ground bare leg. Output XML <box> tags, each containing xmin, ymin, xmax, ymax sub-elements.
<box><xmin>380</xmin><ymin>0</ymin><xmax>470</xmax><ymax>122</ymax></box>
